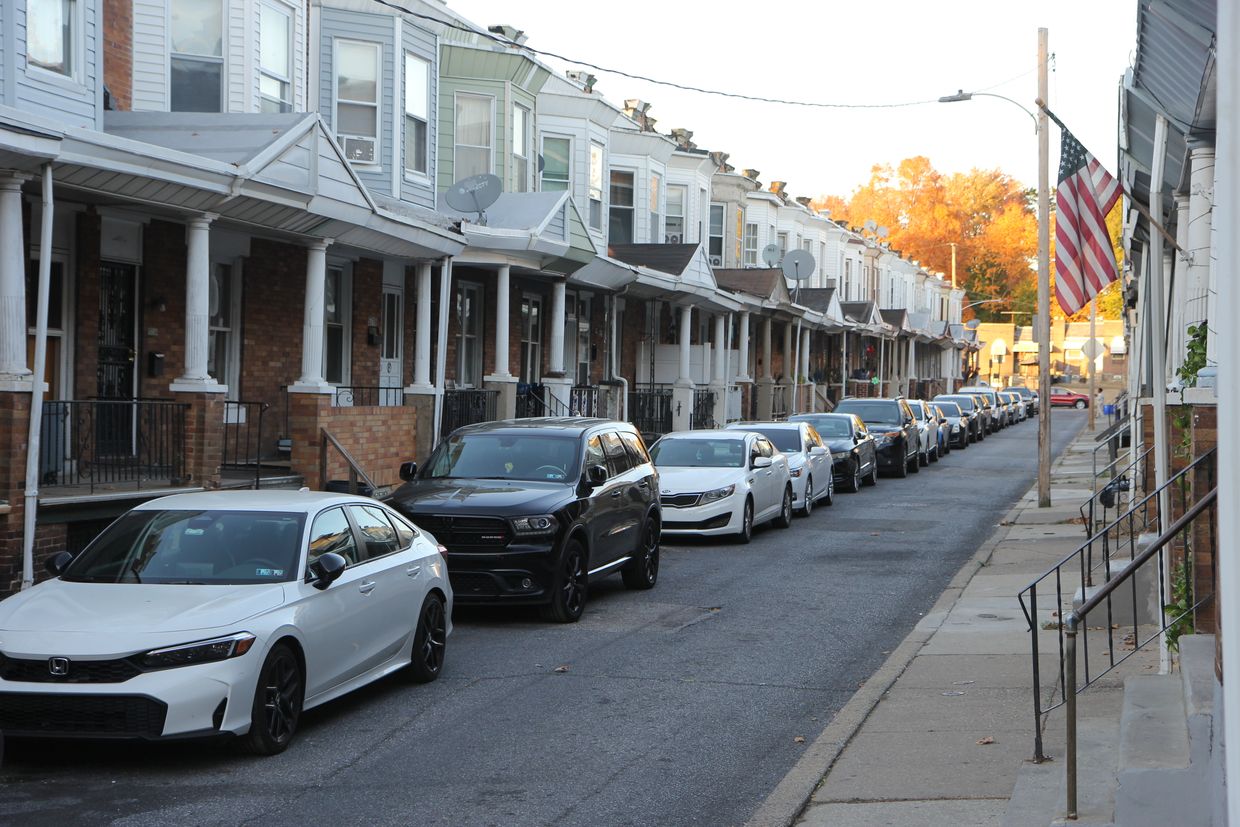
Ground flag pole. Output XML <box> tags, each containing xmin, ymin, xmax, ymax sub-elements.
<box><xmin>1088</xmin><ymin>296</ymin><xmax>1097</xmax><ymax>431</ymax></box>
<box><xmin>1036</xmin><ymin>27</ymin><xmax>1052</xmax><ymax>508</ymax></box>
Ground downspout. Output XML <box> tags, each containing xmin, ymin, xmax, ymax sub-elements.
<box><xmin>22</xmin><ymin>164</ymin><xmax>54</xmax><ymax>590</ymax></box>
<box><xmin>432</xmin><ymin>256</ymin><xmax>452</xmax><ymax>445</ymax></box>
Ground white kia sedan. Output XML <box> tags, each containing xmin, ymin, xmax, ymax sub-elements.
<box><xmin>724</xmin><ymin>421</ymin><xmax>834</xmax><ymax>515</ymax></box>
<box><xmin>0</xmin><ymin>491</ymin><xmax>451</xmax><ymax>755</ymax></box>
<box><xmin>649</xmin><ymin>430</ymin><xmax>793</xmax><ymax>543</ymax></box>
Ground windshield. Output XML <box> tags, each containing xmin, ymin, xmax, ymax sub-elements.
<box><xmin>937</xmin><ymin>395</ymin><xmax>975</xmax><ymax>412</ymax></box>
<box><xmin>651</xmin><ymin>438</ymin><xmax>746</xmax><ymax>468</ymax></box>
<box><xmin>61</xmin><ymin>510</ymin><xmax>306</xmax><ymax>585</ymax></box>
<box><xmin>936</xmin><ymin>402</ymin><xmax>962</xmax><ymax>416</ymax></box>
<box><xmin>1003</xmin><ymin>387</ymin><xmax>1031</xmax><ymax>398</ymax></box>
<box><xmin>792</xmin><ymin>416</ymin><xmax>852</xmax><ymax>438</ymax></box>
<box><xmin>423</xmin><ymin>433</ymin><xmax>581</xmax><ymax>482</ymax></box>
<box><xmin>836</xmin><ymin>401</ymin><xmax>901</xmax><ymax>425</ymax></box>
<box><xmin>909</xmin><ymin>402</ymin><xmax>929</xmax><ymax>421</ymax></box>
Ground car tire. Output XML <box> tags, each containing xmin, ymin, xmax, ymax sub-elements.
<box><xmin>405</xmin><ymin>593</ymin><xmax>447</xmax><ymax>683</ymax></box>
<box><xmin>241</xmin><ymin>643</ymin><xmax>304</xmax><ymax>756</ymax></box>
<box><xmin>930</xmin><ymin>444</ymin><xmax>939</xmax><ymax>463</ymax></box>
<box><xmin>622</xmin><ymin>514</ymin><xmax>660</xmax><ymax>590</ymax></box>
<box><xmin>848</xmin><ymin>461</ymin><xmax>863</xmax><ymax>493</ymax></box>
<box><xmin>824</xmin><ymin>474</ymin><xmax>834</xmax><ymax>506</ymax></box>
<box><xmin>540</xmin><ymin>540</ymin><xmax>588</xmax><ymax>623</ymax></box>
<box><xmin>1075</xmin><ymin>399</ymin><xmax>1087</xmax><ymax>409</ymax></box>
<box><xmin>735</xmin><ymin>497</ymin><xmax>754</xmax><ymax>544</ymax></box>
<box><xmin>774</xmin><ymin>485</ymin><xmax>794</xmax><ymax>529</ymax></box>
<box><xmin>800</xmin><ymin>477</ymin><xmax>814</xmax><ymax>517</ymax></box>
<box><xmin>894</xmin><ymin>443</ymin><xmax>909</xmax><ymax>478</ymax></box>
<box><xmin>864</xmin><ymin>462</ymin><xmax>879</xmax><ymax>487</ymax></box>
<box><xmin>918</xmin><ymin>448</ymin><xmax>929</xmax><ymax>467</ymax></box>
<box><xmin>909</xmin><ymin>449</ymin><xmax>921</xmax><ymax>473</ymax></box>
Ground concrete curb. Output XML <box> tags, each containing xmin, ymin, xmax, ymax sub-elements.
<box><xmin>743</xmin><ymin>495</ymin><xmax>1031</xmax><ymax>827</ymax></box>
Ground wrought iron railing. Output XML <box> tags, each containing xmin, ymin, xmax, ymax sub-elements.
<box><xmin>441</xmin><ymin>388</ymin><xmax>498</xmax><ymax>437</ymax></box>
<box><xmin>569</xmin><ymin>385</ymin><xmax>600</xmax><ymax>417</ymax></box>
<box><xmin>516</xmin><ymin>384</ymin><xmax>571</xmax><ymax>418</ymax></box>
<box><xmin>222</xmin><ymin>401</ymin><xmax>270</xmax><ymax>489</ymax></box>
<box><xmin>1017</xmin><ymin>448</ymin><xmax>1216</xmax><ymax>765</ymax></box>
<box><xmin>333</xmin><ymin>385</ymin><xmax>403</xmax><ymax>407</ymax></box>
<box><xmin>39</xmin><ymin>399</ymin><xmax>188</xmax><ymax>493</ymax></box>
<box><xmin>771</xmin><ymin>384</ymin><xmax>789</xmax><ymax>420</ymax></box>
<box><xmin>628</xmin><ymin>384</ymin><xmax>673</xmax><ymax>437</ymax></box>
<box><xmin>1079</xmin><ymin>445</ymin><xmax>1151</xmax><ymax>537</ymax></box>
<box><xmin>691</xmin><ymin>388</ymin><xmax>716</xmax><ymax>429</ymax></box>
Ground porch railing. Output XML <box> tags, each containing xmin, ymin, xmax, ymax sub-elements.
<box><xmin>691</xmin><ymin>388</ymin><xmax>716</xmax><ymax>430</ymax></box>
<box><xmin>516</xmin><ymin>384</ymin><xmax>570</xmax><ymax>418</ymax></box>
<box><xmin>441</xmin><ymin>388</ymin><xmax>498</xmax><ymax>437</ymax></box>
<box><xmin>628</xmin><ymin>384</ymin><xmax>672</xmax><ymax>437</ymax></box>
<box><xmin>1018</xmin><ymin>448</ymin><xmax>1216</xmax><ymax>765</ymax></box>
<box><xmin>771</xmin><ymin>384</ymin><xmax>789</xmax><ymax>420</ymax></box>
<box><xmin>1078</xmin><ymin>445</ymin><xmax>1151</xmax><ymax>537</ymax></box>
<box><xmin>222</xmin><ymin>401</ymin><xmax>270</xmax><ymax>489</ymax></box>
<box><xmin>39</xmin><ymin>399</ymin><xmax>188</xmax><ymax>493</ymax></box>
<box><xmin>569</xmin><ymin>385</ymin><xmax>600</xmax><ymax>417</ymax></box>
<box><xmin>333</xmin><ymin>385</ymin><xmax>404</xmax><ymax>407</ymax></box>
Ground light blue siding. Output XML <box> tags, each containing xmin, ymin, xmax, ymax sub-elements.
<box><xmin>10</xmin><ymin>0</ymin><xmax>101</xmax><ymax>127</ymax></box>
<box><xmin>398</xmin><ymin>23</ymin><xmax>436</xmax><ymax>210</ymax></box>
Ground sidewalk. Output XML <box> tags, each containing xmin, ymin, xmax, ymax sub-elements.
<box><xmin>747</xmin><ymin>421</ymin><xmax>1153</xmax><ymax>827</ymax></box>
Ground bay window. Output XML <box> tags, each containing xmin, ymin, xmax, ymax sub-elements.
<box><xmin>541</xmin><ymin>136</ymin><xmax>570</xmax><ymax>191</ymax></box>
<box><xmin>335</xmin><ymin>40</ymin><xmax>380</xmax><ymax>164</ymax></box>
<box><xmin>454</xmin><ymin>93</ymin><xmax>493</xmax><ymax>180</ymax></box>
<box><xmin>170</xmin><ymin>0</ymin><xmax>224</xmax><ymax>112</ymax></box>
<box><xmin>258</xmin><ymin>3</ymin><xmax>292</xmax><ymax>112</ymax></box>
<box><xmin>609</xmin><ymin>170</ymin><xmax>635</xmax><ymax>244</ymax></box>
<box><xmin>403</xmin><ymin>53</ymin><xmax>429</xmax><ymax>176</ymax></box>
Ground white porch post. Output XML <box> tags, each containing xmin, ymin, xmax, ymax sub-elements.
<box><xmin>1185</xmin><ymin>146</ymin><xmax>1216</xmax><ymax>367</ymax></box>
<box><xmin>672</xmin><ymin>304</ymin><xmax>694</xmax><ymax>430</ymax></box>
<box><xmin>737</xmin><ymin>310</ymin><xmax>752</xmax><ymax>381</ymax></box>
<box><xmin>171</xmin><ymin>213</ymin><xmax>224</xmax><ymax>392</ymax></box>
<box><xmin>292</xmin><ymin>239</ymin><xmax>332</xmax><ymax>390</ymax></box>
<box><xmin>484</xmin><ymin>264</ymin><xmax>517</xmax><ymax>418</ymax></box>
<box><xmin>410</xmin><ymin>263</ymin><xmax>433</xmax><ymax>390</ymax></box>
<box><xmin>712</xmin><ymin>314</ymin><xmax>726</xmax><ymax>383</ymax></box>
<box><xmin>757</xmin><ymin>316</ymin><xmax>774</xmax><ymax>419</ymax></box>
<box><xmin>544</xmin><ymin>279</ymin><xmax>572</xmax><ymax>411</ymax></box>
<box><xmin>762</xmin><ymin>317</ymin><xmax>773</xmax><ymax>379</ymax></box>
<box><xmin>801</xmin><ymin>327</ymin><xmax>811</xmax><ymax>411</ymax></box>
<box><xmin>782</xmin><ymin>321</ymin><xmax>793</xmax><ymax>382</ymax></box>
<box><xmin>677</xmin><ymin>305</ymin><xmax>693</xmax><ymax>382</ymax></box>
<box><xmin>0</xmin><ymin>173</ymin><xmax>32</xmax><ymax>382</ymax></box>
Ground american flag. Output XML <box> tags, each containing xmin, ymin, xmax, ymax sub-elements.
<box><xmin>1054</xmin><ymin>126</ymin><xmax>1121</xmax><ymax>315</ymax></box>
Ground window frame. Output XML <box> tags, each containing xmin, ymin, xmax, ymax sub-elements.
<box><xmin>520</xmin><ymin>293</ymin><xmax>543</xmax><ymax>384</ymax></box>
<box><xmin>511</xmin><ymin>103</ymin><xmax>531</xmax><ymax>193</ymax></box>
<box><xmin>649</xmin><ymin>172</ymin><xmax>662</xmax><ymax>243</ymax></box>
<box><xmin>207</xmin><ymin>259</ymin><xmax>241</xmax><ymax>392</ymax></box>
<box><xmin>708</xmin><ymin>203</ymin><xmax>725</xmax><ymax>261</ymax></box>
<box><xmin>455</xmin><ymin>281</ymin><xmax>484</xmax><ymax>388</ymax></box>
<box><xmin>169</xmin><ymin>0</ymin><xmax>225</xmax><ymax>112</ymax></box>
<box><xmin>743</xmin><ymin>222</ymin><xmax>759</xmax><ymax>266</ymax></box>
<box><xmin>453</xmin><ymin>91</ymin><xmax>495</xmax><ymax>180</ymax></box>
<box><xmin>665</xmin><ymin>183</ymin><xmax>687</xmax><ymax>243</ymax></box>
<box><xmin>540</xmin><ymin>133</ymin><xmax>571</xmax><ymax>192</ymax></box>
<box><xmin>608</xmin><ymin>168</ymin><xmax>636</xmax><ymax>245</ymax></box>
<box><xmin>323</xmin><ymin>263</ymin><xmax>352</xmax><ymax>386</ymax></box>
<box><xmin>258</xmin><ymin>1</ymin><xmax>294</xmax><ymax>113</ymax></box>
<box><xmin>402</xmin><ymin>51</ymin><xmax>431</xmax><ymax>179</ymax></box>
<box><xmin>332</xmin><ymin>38</ymin><xmax>382</xmax><ymax>166</ymax></box>
<box><xmin>588</xmin><ymin>142</ymin><xmax>605</xmax><ymax>230</ymax></box>
<box><xmin>27</xmin><ymin>0</ymin><xmax>83</xmax><ymax>83</ymax></box>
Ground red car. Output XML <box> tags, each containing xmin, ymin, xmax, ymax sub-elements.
<box><xmin>1050</xmin><ymin>388</ymin><xmax>1090</xmax><ymax>409</ymax></box>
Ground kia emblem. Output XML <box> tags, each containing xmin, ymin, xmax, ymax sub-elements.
<box><xmin>48</xmin><ymin>657</ymin><xmax>70</xmax><ymax>676</ymax></box>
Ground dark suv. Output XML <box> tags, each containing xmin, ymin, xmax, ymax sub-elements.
<box><xmin>833</xmin><ymin>398</ymin><xmax>920</xmax><ymax>477</ymax></box>
<box><xmin>387</xmin><ymin>418</ymin><xmax>660</xmax><ymax>623</ymax></box>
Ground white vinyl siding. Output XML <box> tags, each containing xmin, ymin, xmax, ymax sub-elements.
<box><xmin>402</xmin><ymin>51</ymin><xmax>429</xmax><ymax>176</ymax></box>
<box><xmin>334</xmin><ymin>39</ymin><xmax>381</xmax><ymax>165</ymax></box>
<box><xmin>14</xmin><ymin>0</ymin><xmax>98</xmax><ymax>126</ymax></box>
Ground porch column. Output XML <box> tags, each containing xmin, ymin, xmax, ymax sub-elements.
<box><xmin>292</xmin><ymin>239</ymin><xmax>333</xmax><ymax>391</ymax></box>
<box><xmin>544</xmin><ymin>279</ymin><xmax>571</xmax><ymax>411</ymax></box>
<box><xmin>801</xmin><ymin>327</ymin><xmax>812</xmax><ymax>411</ymax></box>
<box><xmin>484</xmin><ymin>264</ymin><xmax>517</xmax><ymax>419</ymax></box>
<box><xmin>1186</xmin><ymin>146</ymin><xmax>1216</xmax><ymax>372</ymax></box>
<box><xmin>0</xmin><ymin>173</ymin><xmax>32</xmax><ymax>382</ymax></box>
<box><xmin>171</xmin><ymin>213</ymin><xmax>224</xmax><ymax>392</ymax></box>
<box><xmin>405</xmin><ymin>261</ymin><xmax>435</xmax><ymax>463</ymax></box>
<box><xmin>782</xmin><ymin>321</ymin><xmax>793</xmax><ymax>382</ymax></box>
<box><xmin>711</xmin><ymin>313</ymin><xmax>728</xmax><ymax>426</ymax></box>
<box><xmin>672</xmin><ymin>304</ymin><xmax>694</xmax><ymax>431</ymax></box>
<box><xmin>712</xmin><ymin>314</ymin><xmax>726</xmax><ymax>383</ymax></box>
<box><xmin>757</xmin><ymin>317</ymin><xmax>774</xmax><ymax>419</ymax></box>
<box><xmin>737</xmin><ymin>310</ymin><xmax>752</xmax><ymax>381</ymax></box>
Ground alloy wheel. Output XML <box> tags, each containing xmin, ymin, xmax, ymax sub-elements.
<box><xmin>419</xmin><ymin>598</ymin><xmax>446</xmax><ymax>675</ymax></box>
<box><xmin>263</xmin><ymin>650</ymin><xmax>302</xmax><ymax>746</ymax></box>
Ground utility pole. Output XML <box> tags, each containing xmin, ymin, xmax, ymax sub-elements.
<box><xmin>949</xmin><ymin>242</ymin><xmax>957</xmax><ymax>288</ymax></box>
<box><xmin>1036</xmin><ymin>27</ymin><xmax>1052</xmax><ymax>508</ymax></box>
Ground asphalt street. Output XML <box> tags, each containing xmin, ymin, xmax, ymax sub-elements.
<box><xmin>0</xmin><ymin>411</ymin><xmax>1084</xmax><ymax>827</ymax></box>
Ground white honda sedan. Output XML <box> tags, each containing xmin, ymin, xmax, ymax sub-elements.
<box><xmin>649</xmin><ymin>430</ymin><xmax>793</xmax><ymax>544</ymax></box>
<box><xmin>0</xmin><ymin>491</ymin><xmax>451</xmax><ymax>755</ymax></box>
<box><xmin>724</xmin><ymin>421</ymin><xmax>834</xmax><ymax>515</ymax></box>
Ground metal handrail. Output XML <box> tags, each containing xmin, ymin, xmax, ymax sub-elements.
<box><xmin>222</xmin><ymin>400</ymin><xmax>270</xmax><ymax>488</ymax></box>
<box><xmin>1079</xmin><ymin>446</ymin><xmax>1152</xmax><ymax>538</ymax></box>
<box><xmin>1063</xmin><ymin>487</ymin><xmax>1217</xmax><ymax>819</ymax></box>
<box><xmin>319</xmin><ymin>428</ymin><xmax>383</xmax><ymax>497</ymax></box>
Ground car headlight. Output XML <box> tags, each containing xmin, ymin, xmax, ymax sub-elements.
<box><xmin>702</xmin><ymin>484</ymin><xmax>735</xmax><ymax>501</ymax></box>
<box><xmin>788</xmin><ymin>466</ymin><xmax>803</xmax><ymax>478</ymax></box>
<box><xmin>510</xmin><ymin>514</ymin><xmax>558</xmax><ymax>536</ymax></box>
<box><xmin>951</xmin><ymin>424</ymin><xmax>960</xmax><ymax>432</ymax></box>
<box><xmin>141</xmin><ymin>632</ymin><xmax>256</xmax><ymax>669</ymax></box>
<box><xmin>873</xmin><ymin>431</ymin><xmax>900</xmax><ymax>447</ymax></box>
<box><xmin>831</xmin><ymin>451</ymin><xmax>851</xmax><ymax>462</ymax></box>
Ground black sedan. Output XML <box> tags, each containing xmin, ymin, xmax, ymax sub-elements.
<box><xmin>788</xmin><ymin>412</ymin><xmax>879</xmax><ymax>492</ymax></box>
<box><xmin>833</xmin><ymin>398</ymin><xmax>921</xmax><ymax>478</ymax></box>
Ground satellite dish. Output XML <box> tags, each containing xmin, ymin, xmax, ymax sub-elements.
<box><xmin>864</xmin><ymin>219</ymin><xmax>878</xmax><ymax>233</ymax></box>
<box><xmin>877</xmin><ymin>226</ymin><xmax>889</xmax><ymax>238</ymax></box>
<box><xmin>782</xmin><ymin>249</ymin><xmax>815</xmax><ymax>282</ymax></box>
<box><xmin>965</xmin><ymin>319</ymin><xmax>981</xmax><ymax>329</ymax></box>
<box><xmin>445</xmin><ymin>173</ymin><xmax>503</xmax><ymax>225</ymax></box>
<box><xmin>761</xmin><ymin>244</ymin><xmax>781</xmax><ymax>268</ymax></box>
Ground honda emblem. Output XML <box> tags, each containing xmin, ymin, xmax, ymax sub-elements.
<box><xmin>48</xmin><ymin>657</ymin><xmax>70</xmax><ymax>676</ymax></box>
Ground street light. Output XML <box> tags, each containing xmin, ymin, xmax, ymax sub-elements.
<box><xmin>938</xmin><ymin>90</ymin><xmax>1039</xmax><ymax>133</ymax></box>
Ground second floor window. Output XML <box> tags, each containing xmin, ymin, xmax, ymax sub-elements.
<box><xmin>259</xmin><ymin>3</ymin><xmax>292</xmax><ymax>113</ymax></box>
<box><xmin>335</xmin><ymin>40</ymin><xmax>380</xmax><ymax>164</ymax></box>
<box><xmin>665</xmin><ymin>184</ymin><xmax>686</xmax><ymax>243</ymax></box>
<box><xmin>28</xmin><ymin>0</ymin><xmax>76</xmax><ymax>77</ymax></box>
<box><xmin>743</xmin><ymin>222</ymin><xmax>758</xmax><ymax>266</ymax></box>
<box><xmin>512</xmin><ymin>104</ymin><xmax>530</xmax><ymax>192</ymax></box>
<box><xmin>454</xmin><ymin>93</ymin><xmax>492</xmax><ymax>180</ymax></box>
<box><xmin>170</xmin><ymin>0</ymin><xmax>223</xmax><ymax>112</ymax></box>
<box><xmin>649</xmin><ymin>173</ymin><xmax>661</xmax><ymax>242</ymax></box>
<box><xmin>708</xmin><ymin>204</ymin><xmax>725</xmax><ymax>262</ymax></box>
<box><xmin>588</xmin><ymin>143</ymin><xmax>604</xmax><ymax>230</ymax></box>
<box><xmin>609</xmin><ymin>170</ymin><xmax>635</xmax><ymax>245</ymax></box>
<box><xmin>542</xmin><ymin>136</ymin><xmax>569</xmax><ymax>191</ymax></box>
<box><xmin>777</xmin><ymin>231</ymin><xmax>788</xmax><ymax>256</ymax></box>
<box><xmin>403</xmin><ymin>53</ymin><xmax>429</xmax><ymax>176</ymax></box>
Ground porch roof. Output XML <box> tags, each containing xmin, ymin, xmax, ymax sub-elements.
<box><xmin>610</xmin><ymin>244</ymin><xmax>741</xmax><ymax>311</ymax></box>
<box><xmin>839</xmin><ymin>300</ymin><xmax>891</xmax><ymax>336</ymax></box>
<box><xmin>438</xmin><ymin>190</ymin><xmax>597</xmax><ymax>274</ymax></box>
<box><xmin>712</xmin><ymin>268</ymin><xmax>792</xmax><ymax>310</ymax></box>
<box><xmin>792</xmin><ymin>287</ymin><xmax>847</xmax><ymax>329</ymax></box>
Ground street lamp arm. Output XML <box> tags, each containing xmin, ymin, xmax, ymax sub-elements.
<box><xmin>938</xmin><ymin>89</ymin><xmax>1039</xmax><ymax>133</ymax></box>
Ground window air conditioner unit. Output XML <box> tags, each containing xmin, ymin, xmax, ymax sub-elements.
<box><xmin>343</xmin><ymin>136</ymin><xmax>376</xmax><ymax>164</ymax></box>
<box><xmin>708</xmin><ymin>255</ymin><xmax>723</xmax><ymax>267</ymax></box>
<box><xmin>665</xmin><ymin>233</ymin><xmax>683</xmax><ymax>244</ymax></box>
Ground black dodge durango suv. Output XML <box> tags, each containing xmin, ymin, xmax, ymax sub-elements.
<box><xmin>386</xmin><ymin>418</ymin><xmax>660</xmax><ymax>622</ymax></box>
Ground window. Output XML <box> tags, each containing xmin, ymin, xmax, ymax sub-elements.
<box><xmin>28</xmin><ymin>0</ymin><xmax>76</xmax><ymax>77</ymax></box>
<box><xmin>349</xmin><ymin>505</ymin><xmax>399</xmax><ymax>560</ymax></box>
<box><xmin>455</xmin><ymin>283</ymin><xmax>483</xmax><ymax>387</ymax></box>
<box><xmin>512</xmin><ymin>104</ymin><xmax>530</xmax><ymax>192</ymax></box>
<box><xmin>844</xmin><ymin>259</ymin><xmax>853</xmax><ymax>300</ymax></box>
<box><xmin>403</xmin><ymin>53</ymin><xmax>429</xmax><ymax>176</ymax></box>
<box><xmin>258</xmin><ymin>3</ymin><xmax>292</xmax><ymax>113</ymax></box>
<box><xmin>777</xmin><ymin>231</ymin><xmax>788</xmax><ymax>256</ymax></box>
<box><xmin>564</xmin><ymin>292</ymin><xmax>591</xmax><ymax>386</ymax></box>
<box><xmin>170</xmin><ymin>0</ymin><xmax>224</xmax><ymax>112</ymax></box>
<box><xmin>609</xmin><ymin>170</ymin><xmax>635</xmax><ymax>244</ymax></box>
<box><xmin>618</xmin><ymin>431</ymin><xmax>650</xmax><ymax>465</ymax></box>
<box><xmin>699</xmin><ymin>188</ymin><xmax>708</xmax><ymax>243</ymax></box>
<box><xmin>584</xmin><ymin>435</ymin><xmax>606</xmax><ymax>474</ymax></box>
<box><xmin>335</xmin><ymin>40</ymin><xmax>380</xmax><ymax>163</ymax></box>
<box><xmin>588</xmin><ymin>143</ymin><xmax>604</xmax><ymax>230</ymax></box>
<box><xmin>454</xmin><ymin>93</ymin><xmax>492</xmax><ymax>179</ymax></box>
<box><xmin>388</xmin><ymin>512</ymin><xmax>417</xmax><ymax>547</ymax></box>
<box><xmin>308</xmin><ymin>508</ymin><xmax>358</xmax><ymax>567</ymax></box>
<box><xmin>207</xmin><ymin>262</ymin><xmax>236</xmax><ymax>387</ymax></box>
<box><xmin>708</xmin><ymin>204</ymin><xmax>725</xmax><ymax>262</ymax></box>
<box><xmin>541</xmin><ymin>136</ymin><xmax>570</xmax><ymax>191</ymax></box>
<box><xmin>601</xmin><ymin>431</ymin><xmax>630</xmax><ymax>477</ymax></box>
<box><xmin>743</xmin><ymin>222</ymin><xmax>758</xmax><ymax>266</ymax></box>
<box><xmin>665</xmin><ymin>184</ymin><xmax>687</xmax><ymax>243</ymax></box>
<box><xmin>520</xmin><ymin>294</ymin><xmax>542</xmax><ymax>383</ymax></box>
<box><xmin>381</xmin><ymin>289</ymin><xmax>401</xmax><ymax>361</ymax></box>
<box><xmin>649</xmin><ymin>173</ymin><xmax>662</xmax><ymax>242</ymax></box>
<box><xmin>324</xmin><ymin>266</ymin><xmax>347</xmax><ymax>385</ymax></box>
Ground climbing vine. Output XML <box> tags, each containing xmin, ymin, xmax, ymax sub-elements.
<box><xmin>1176</xmin><ymin>322</ymin><xmax>1209</xmax><ymax>388</ymax></box>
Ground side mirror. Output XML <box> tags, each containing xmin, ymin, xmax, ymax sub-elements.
<box><xmin>587</xmin><ymin>464</ymin><xmax>609</xmax><ymax>487</ymax></box>
<box><xmin>855</xmin><ymin>430</ymin><xmax>867</xmax><ymax>441</ymax></box>
<box><xmin>398</xmin><ymin>461</ymin><xmax>418</xmax><ymax>482</ymax></box>
<box><xmin>904</xmin><ymin>417</ymin><xmax>914</xmax><ymax>427</ymax></box>
<box><xmin>45</xmin><ymin>550</ymin><xmax>74</xmax><ymax>576</ymax></box>
<box><xmin>752</xmin><ymin>455</ymin><xmax>773</xmax><ymax>469</ymax></box>
<box><xmin>309</xmin><ymin>552</ymin><xmax>348</xmax><ymax>590</ymax></box>
<box><xmin>811</xmin><ymin>445</ymin><xmax>828</xmax><ymax>455</ymax></box>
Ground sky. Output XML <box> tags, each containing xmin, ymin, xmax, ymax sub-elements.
<box><xmin>447</xmin><ymin>0</ymin><xmax>1136</xmax><ymax>200</ymax></box>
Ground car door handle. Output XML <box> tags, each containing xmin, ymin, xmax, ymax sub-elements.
<box><xmin>635</xmin><ymin>480</ymin><xmax>650</xmax><ymax>489</ymax></box>
<box><xmin>610</xmin><ymin>489</ymin><xmax>623</xmax><ymax>498</ymax></box>
<box><xmin>358</xmin><ymin>580</ymin><xmax>377</xmax><ymax>594</ymax></box>
<box><xmin>405</xmin><ymin>565</ymin><xmax>421</xmax><ymax>578</ymax></box>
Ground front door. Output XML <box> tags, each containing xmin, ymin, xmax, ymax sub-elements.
<box><xmin>97</xmin><ymin>262</ymin><xmax>138</xmax><ymax>456</ymax></box>
<box><xmin>379</xmin><ymin>286</ymin><xmax>403</xmax><ymax>406</ymax></box>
